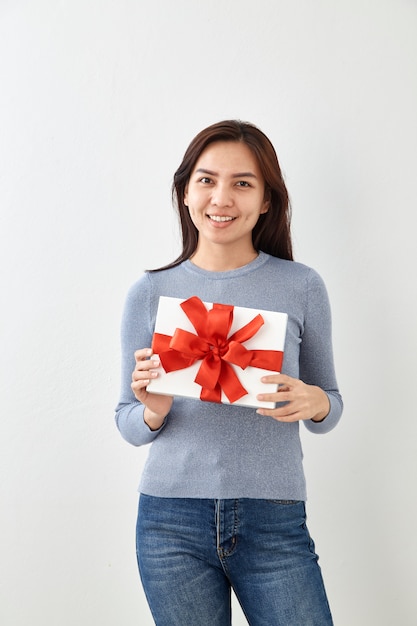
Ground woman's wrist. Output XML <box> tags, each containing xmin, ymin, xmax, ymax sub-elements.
<box><xmin>143</xmin><ymin>407</ymin><xmax>167</xmax><ymax>431</ymax></box>
<box><xmin>310</xmin><ymin>388</ymin><xmax>330</xmax><ymax>422</ymax></box>
<box><xmin>311</xmin><ymin>413</ymin><xmax>327</xmax><ymax>423</ymax></box>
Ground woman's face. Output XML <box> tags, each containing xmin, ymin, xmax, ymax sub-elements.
<box><xmin>184</xmin><ymin>141</ymin><xmax>269</xmax><ymax>257</ymax></box>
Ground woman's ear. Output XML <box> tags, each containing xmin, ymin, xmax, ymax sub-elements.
<box><xmin>261</xmin><ymin>187</ymin><xmax>271</xmax><ymax>214</ymax></box>
<box><xmin>184</xmin><ymin>184</ymin><xmax>188</xmax><ymax>207</ymax></box>
<box><xmin>261</xmin><ymin>201</ymin><xmax>270</xmax><ymax>215</ymax></box>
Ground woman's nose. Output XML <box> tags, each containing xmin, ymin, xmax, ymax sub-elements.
<box><xmin>211</xmin><ymin>184</ymin><xmax>233</xmax><ymax>207</ymax></box>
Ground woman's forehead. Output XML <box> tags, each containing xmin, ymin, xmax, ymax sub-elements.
<box><xmin>193</xmin><ymin>141</ymin><xmax>262</xmax><ymax>177</ymax></box>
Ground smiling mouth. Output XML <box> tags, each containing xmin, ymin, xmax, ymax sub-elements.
<box><xmin>207</xmin><ymin>215</ymin><xmax>236</xmax><ymax>222</ymax></box>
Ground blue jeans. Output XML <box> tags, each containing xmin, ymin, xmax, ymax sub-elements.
<box><xmin>136</xmin><ymin>495</ymin><xmax>333</xmax><ymax>626</ymax></box>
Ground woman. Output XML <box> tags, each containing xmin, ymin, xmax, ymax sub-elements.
<box><xmin>115</xmin><ymin>120</ymin><xmax>343</xmax><ymax>625</ymax></box>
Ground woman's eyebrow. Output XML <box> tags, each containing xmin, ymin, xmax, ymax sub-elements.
<box><xmin>195</xmin><ymin>168</ymin><xmax>258</xmax><ymax>179</ymax></box>
<box><xmin>232</xmin><ymin>172</ymin><xmax>257</xmax><ymax>179</ymax></box>
<box><xmin>195</xmin><ymin>168</ymin><xmax>217</xmax><ymax>176</ymax></box>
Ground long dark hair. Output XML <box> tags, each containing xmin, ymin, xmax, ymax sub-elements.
<box><xmin>150</xmin><ymin>120</ymin><xmax>293</xmax><ymax>271</ymax></box>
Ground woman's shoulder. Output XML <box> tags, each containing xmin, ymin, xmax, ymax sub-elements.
<box><xmin>125</xmin><ymin>264</ymin><xmax>186</xmax><ymax>299</ymax></box>
<box><xmin>264</xmin><ymin>254</ymin><xmax>324</xmax><ymax>282</ymax></box>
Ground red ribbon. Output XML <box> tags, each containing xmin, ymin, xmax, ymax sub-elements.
<box><xmin>152</xmin><ymin>296</ymin><xmax>284</xmax><ymax>404</ymax></box>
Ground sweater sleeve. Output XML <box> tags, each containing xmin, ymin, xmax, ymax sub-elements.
<box><xmin>300</xmin><ymin>269</ymin><xmax>343</xmax><ymax>434</ymax></box>
<box><xmin>114</xmin><ymin>274</ymin><xmax>167</xmax><ymax>446</ymax></box>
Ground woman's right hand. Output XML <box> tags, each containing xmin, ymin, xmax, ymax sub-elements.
<box><xmin>131</xmin><ymin>348</ymin><xmax>173</xmax><ymax>431</ymax></box>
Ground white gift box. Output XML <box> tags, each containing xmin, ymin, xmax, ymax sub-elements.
<box><xmin>147</xmin><ymin>296</ymin><xmax>288</xmax><ymax>409</ymax></box>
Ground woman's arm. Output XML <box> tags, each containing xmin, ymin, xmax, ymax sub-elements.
<box><xmin>114</xmin><ymin>276</ymin><xmax>172</xmax><ymax>446</ymax></box>
<box><xmin>256</xmin><ymin>269</ymin><xmax>343</xmax><ymax>434</ymax></box>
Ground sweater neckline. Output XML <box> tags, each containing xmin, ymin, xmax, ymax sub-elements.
<box><xmin>183</xmin><ymin>251</ymin><xmax>270</xmax><ymax>279</ymax></box>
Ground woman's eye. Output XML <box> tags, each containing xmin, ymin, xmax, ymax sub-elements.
<box><xmin>199</xmin><ymin>177</ymin><xmax>212</xmax><ymax>184</ymax></box>
<box><xmin>236</xmin><ymin>181</ymin><xmax>250</xmax><ymax>187</ymax></box>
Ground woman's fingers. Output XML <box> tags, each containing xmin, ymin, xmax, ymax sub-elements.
<box><xmin>256</xmin><ymin>374</ymin><xmax>329</xmax><ymax>422</ymax></box>
<box><xmin>134</xmin><ymin>347</ymin><xmax>153</xmax><ymax>365</ymax></box>
<box><xmin>130</xmin><ymin>348</ymin><xmax>173</xmax><ymax>424</ymax></box>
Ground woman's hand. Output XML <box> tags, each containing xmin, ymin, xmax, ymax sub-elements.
<box><xmin>256</xmin><ymin>373</ymin><xmax>330</xmax><ymax>423</ymax></box>
<box><xmin>131</xmin><ymin>348</ymin><xmax>173</xmax><ymax>430</ymax></box>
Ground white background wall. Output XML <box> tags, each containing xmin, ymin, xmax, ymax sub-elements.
<box><xmin>1</xmin><ymin>1</ymin><xmax>416</xmax><ymax>624</ymax></box>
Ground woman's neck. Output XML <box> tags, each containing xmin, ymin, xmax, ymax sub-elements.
<box><xmin>189</xmin><ymin>245</ymin><xmax>258</xmax><ymax>272</ymax></box>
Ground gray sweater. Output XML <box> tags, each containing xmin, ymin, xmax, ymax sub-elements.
<box><xmin>115</xmin><ymin>252</ymin><xmax>343</xmax><ymax>500</ymax></box>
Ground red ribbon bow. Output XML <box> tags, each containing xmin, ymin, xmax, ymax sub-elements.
<box><xmin>152</xmin><ymin>296</ymin><xmax>284</xmax><ymax>404</ymax></box>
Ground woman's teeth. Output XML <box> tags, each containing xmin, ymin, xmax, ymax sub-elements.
<box><xmin>208</xmin><ymin>215</ymin><xmax>235</xmax><ymax>222</ymax></box>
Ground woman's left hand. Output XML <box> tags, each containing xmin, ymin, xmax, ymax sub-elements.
<box><xmin>256</xmin><ymin>373</ymin><xmax>330</xmax><ymax>423</ymax></box>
